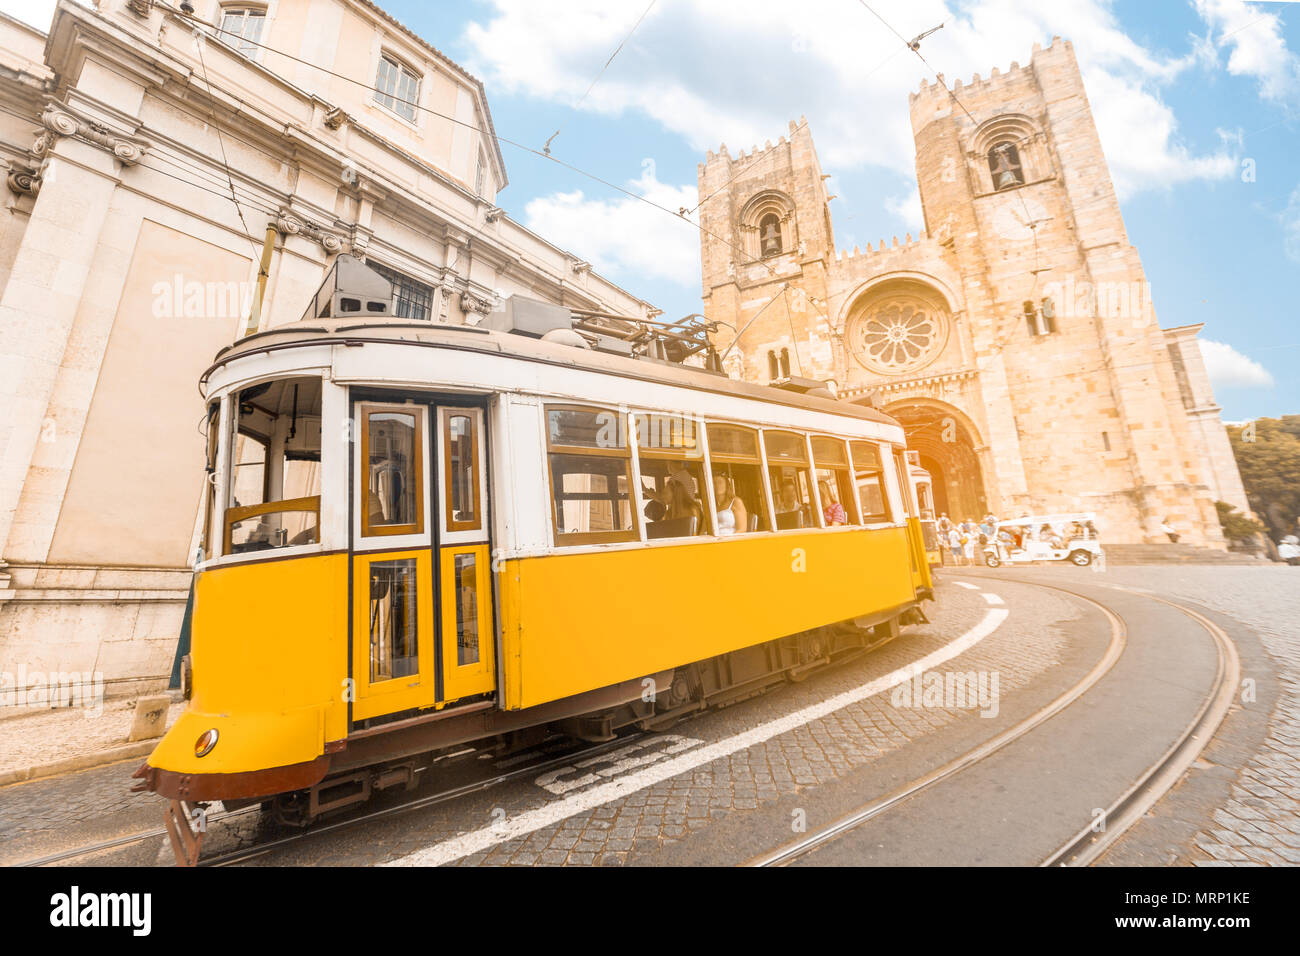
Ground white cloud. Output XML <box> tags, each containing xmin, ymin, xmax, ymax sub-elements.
<box><xmin>1200</xmin><ymin>339</ymin><xmax>1275</xmax><ymax>388</ymax></box>
<box><xmin>884</xmin><ymin>188</ymin><xmax>923</xmax><ymax>230</ymax></box>
<box><xmin>1195</xmin><ymin>0</ymin><xmax>1300</xmax><ymax>104</ymax></box>
<box><xmin>463</xmin><ymin>0</ymin><xmax>1241</xmax><ymax>208</ymax></box>
<box><xmin>523</xmin><ymin>163</ymin><xmax>701</xmax><ymax>286</ymax></box>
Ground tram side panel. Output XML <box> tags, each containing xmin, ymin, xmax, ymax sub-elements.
<box><xmin>498</xmin><ymin>527</ymin><xmax>915</xmax><ymax>711</ymax></box>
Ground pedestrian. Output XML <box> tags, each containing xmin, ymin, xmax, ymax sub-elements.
<box><xmin>1160</xmin><ymin>516</ymin><xmax>1179</xmax><ymax>543</ymax></box>
<box><xmin>963</xmin><ymin>528</ymin><xmax>977</xmax><ymax>565</ymax></box>
<box><xmin>948</xmin><ymin>527</ymin><xmax>963</xmax><ymax>566</ymax></box>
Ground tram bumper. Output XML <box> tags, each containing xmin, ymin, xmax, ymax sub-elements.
<box><xmin>134</xmin><ymin>706</ymin><xmax>331</xmax><ymax>801</ymax></box>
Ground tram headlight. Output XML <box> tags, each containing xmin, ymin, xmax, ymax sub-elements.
<box><xmin>194</xmin><ymin>728</ymin><xmax>219</xmax><ymax>758</ymax></box>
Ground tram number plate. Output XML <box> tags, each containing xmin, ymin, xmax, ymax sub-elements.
<box><xmin>535</xmin><ymin>735</ymin><xmax>703</xmax><ymax>795</ymax></box>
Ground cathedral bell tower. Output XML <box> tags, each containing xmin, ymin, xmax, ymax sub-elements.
<box><xmin>696</xmin><ymin>119</ymin><xmax>838</xmax><ymax>386</ymax></box>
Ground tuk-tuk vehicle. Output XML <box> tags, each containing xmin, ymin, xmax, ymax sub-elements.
<box><xmin>983</xmin><ymin>512</ymin><xmax>1103</xmax><ymax>567</ymax></box>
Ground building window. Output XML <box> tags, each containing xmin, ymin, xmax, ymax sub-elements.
<box><xmin>475</xmin><ymin>151</ymin><xmax>486</xmax><ymax>196</ymax></box>
<box><xmin>219</xmin><ymin>6</ymin><xmax>266</xmax><ymax>56</ymax></box>
<box><xmin>988</xmin><ymin>142</ymin><xmax>1025</xmax><ymax>190</ymax></box>
<box><xmin>376</xmin><ymin>53</ymin><xmax>420</xmax><ymax>123</ymax></box>
<box><xmin>759</xmin><ymin>212</ymin><xmax>783</xmax><ymax>256</ymax></box>
<box><xmin>366</xmin><ymin>261</ymin><xmax>433</xmax><ymax>320</ymax></box>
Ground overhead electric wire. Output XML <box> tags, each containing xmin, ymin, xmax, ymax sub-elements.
<box><xmin>192</xmin><ymin>27</ymin><xmax>263</xmax><ymax>259</ymax></box>
<box><xmin>154</xmin><ymin>1</ymin><xmax>808</xmax><ymax>289</ymax></box>
<box><xmin>544</xmin><ymin>0</ymin><xmax>658</xmax><ymax>154</ymax></box>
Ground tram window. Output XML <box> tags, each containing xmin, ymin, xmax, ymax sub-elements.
<box><xmin>454</xmin><ymin>552</ymin><xmax>480</xmax><ymax>665</ymax></box>
<box><xmin>893</xmin><ymin>449</ymin><xmax>915</xmax><ymax>519</ymax></box>
<box><xmin>369</xmin><ymin>559</ymin><xmax>418</xmax><ymax>682</ymax></box>
<box><xmin>765</xmin><ymin>430</ymin><xmax>814</xmax><ymax>529</ymax></box>
<box><xmin>546</xmin><ymin>405</ymin><xmax>638</xmax><ymax>545</ymax></box>
<box><xmin>637</xmin><ymin>412</ymin><xmax>707</xmax><ymax>539</ymax></box>
<box><xmin>225</xmin><ymin>378</ymin><xmax>323</xmax><ymax>555</ymax></box>
<box><xmin>231</xmin><ymin>432</ymin><xmax>268</xmax><ymax>508</ymax></box>
<box><xmin>812</xmin><ymin>437</ymin><xmax>859</xmax><ymax>526</ymax></box>
<box><xmin>850</xmin><ymin>440</ymin><xmax>890</xmax><ymax>523</ymax></box>
<box><xmin>361</xmin><ymin>405</ymin><xmax>423</xmax><ymax>537</ymax></box>
<box><xmin>639</xmin><ymin>458</ymin><xmax>707</xmax><ymax>539</ymax></box>
<box><xmin>202</xmin><ymin>402</ymin><xmax>220</xmax><ymax>559</ymax></box>
<box><xmin>444</xmin><ymin>412</ymin><xmax>480</xmax><ymax>532</ymax></box>
<box><xmin>227</xmin><ymin>508</ymin><xmax>318</xmax><ymax>553</ymax></box>
<box><xmin>707</xmin><ymin>423</ymin><xmax>770</xmax><ymax>533</ymax></box>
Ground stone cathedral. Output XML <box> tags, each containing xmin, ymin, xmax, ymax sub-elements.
<box><xmin>697</xmin><ymin>37</ymin><xmax>1249</xmax><ymax>546</ymax></box>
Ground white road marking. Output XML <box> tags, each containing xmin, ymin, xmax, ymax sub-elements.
<box><xmin>535</xmin><ymin>735</ymin><xmax>702</xmax><ymax>795</ymax></box>
<box><xmin>982</xmin><ymin>593</ymin><xmax>1005</xmax><ymax>605</ymax></box>
<box><xmin>383</xmin><ymin>606</ymin><xmax>1010</xmax><ymax>867</ymax></box>
<box><xmin>954</xmin><ymin>582</ymin><xmax>981</xmax><ymax>590</ymax></box>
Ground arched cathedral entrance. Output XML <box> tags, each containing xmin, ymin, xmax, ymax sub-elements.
<box><xmin>883</xmin><ymin>399</ymin><xmax>988</xmax><ymax>522</ymax></box>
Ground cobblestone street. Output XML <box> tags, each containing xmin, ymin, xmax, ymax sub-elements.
<box><xmin>1072</xmin><ymin>566</ymin><xmax>1300</xmax><ymax>867</ymax></box>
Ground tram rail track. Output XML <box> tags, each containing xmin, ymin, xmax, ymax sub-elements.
<box><xmin>17</xmin><ymin>734</ymin><xmax>641</xmax><ymax>868</ymax></box>
<box><xmin>746</xmin><ymin>577</ymin><xmax>1237</xmax><ymax>867</ymax></box>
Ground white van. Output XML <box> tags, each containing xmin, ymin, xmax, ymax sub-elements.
<box><xmin>983</xmin><ymin>513</ymin><xmax>1104</xmax><ymax>567</ymax></box>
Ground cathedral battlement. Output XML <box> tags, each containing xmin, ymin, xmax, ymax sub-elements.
<box><xmin>836</xmin><ymin>231</ymin><xmax>937</xmax><ymax>261</ymax></box>
<box><xmin>700</xmin><ymin>117</ymin><xmax>809</xmax><ymax>172</ymax></box>
<box><xmin>908</xmin><ymin>36</ymin><xmax>1072</xmax><ymax>110</ymax></box>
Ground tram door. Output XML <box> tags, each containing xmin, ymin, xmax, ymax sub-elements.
<box><xmin>434</xmin><ymin>407</ymin><xmax>495</xmax><ymax>702</ymax></box>
<box><xmin>351</xmin><ymin>401</ymin><xmax>494</xmax><ymax>723</ymax></box>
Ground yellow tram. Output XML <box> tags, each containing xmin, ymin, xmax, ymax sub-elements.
<box><xmin>136</xmin><ymin>258</ymin><xmax>934</xmax><ymax>857</ymax></box>
<box><xmin>908</xmin><ymin>453</ymin><xmax>943</xmax><ymax>570</ymax></box>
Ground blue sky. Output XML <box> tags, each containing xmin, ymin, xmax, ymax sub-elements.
<box><xmin>6</xmin><ymin>0</ymin><xmax>1297</xmax><ymax>419</ymax></box>
<box><xmin>413</xmin><ymin>0</ymin><xmax>1300</xmax><ymax>422</ymax></box>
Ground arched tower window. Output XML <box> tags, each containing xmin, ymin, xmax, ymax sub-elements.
<box><xmin>738</xmin><ymin>191</ymin><xmax>795</xmax><ymax>262</ymax></box>
<box><xmin>759</xmin><ymin>213</ymin><xmax>783</xmax><ymax>257</ymax></box>
<box><xmin>988</xmin><ymin>142</ymin><xmax>1025</xmax><ymax>190</ymax></box>
<box><xmin>767</xmin><ymin>350</ymin><xmax>779</xmax><ymax>380</ymax></box>
<box><xmin>779</xmin><ymin>347</ymin><xmax>791</xmax><ymax>377</ymax></box>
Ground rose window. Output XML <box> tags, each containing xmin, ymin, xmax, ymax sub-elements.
<box><xmin>854</xmin><ymin>302</ymin><xmax>942</xmax><ymax>373</ymax></box>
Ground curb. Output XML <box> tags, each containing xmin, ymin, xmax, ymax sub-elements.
<box><xmin>0</xmin><ymin>740</ymin><xmax>157</xmax><ymax>788</ymax></box>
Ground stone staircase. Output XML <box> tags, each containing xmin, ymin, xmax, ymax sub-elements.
<box><xmin>1101</xmin><ymin>543</ymin><xmax>1267</xmax><ymax>566</ymax></box>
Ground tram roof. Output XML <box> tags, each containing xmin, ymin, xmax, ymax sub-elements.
<box><xmin>205</xmin><ymin>318</ymin><xmax>903</xmax><ymax>429</ymax></box>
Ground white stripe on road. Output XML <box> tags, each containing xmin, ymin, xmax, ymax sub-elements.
<box><xmin>982</xmin><ymin>593</ymin><xmax>1004</xmax><ymax>605</ymax></box>
<box><xmin>954</xmin><ymin>582</ymin><xmax>981</xmax><ymax>591</ymax></box>
<box><xmin>383</xmin><ymin>606</ymin><xmax>1010</xmax><ymax>867</ymax></box>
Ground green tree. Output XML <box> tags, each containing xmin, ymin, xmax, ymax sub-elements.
<box><xmin>1215</xmin><ymin>500</ymin><xmax>1264</xmax><ymax>546</ymax></box>
<box><xmin>1227</xmin><ymin>415</ymin><xmax>1300</xmax><ymax>542</ymax></box>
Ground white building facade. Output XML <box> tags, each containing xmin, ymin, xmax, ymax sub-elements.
<box><xmin>0</xmin><ymin>0</ymin><xmax>654</xmax><ymax>695</ymax></box>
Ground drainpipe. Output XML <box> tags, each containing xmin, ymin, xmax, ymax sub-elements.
<box><xmin>242</xmin><ymin>222</ymin><xmax>278</xmax><ymax>337</ymax></box>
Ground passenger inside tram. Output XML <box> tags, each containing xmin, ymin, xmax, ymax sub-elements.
<box><xmin>772</xmin><ymin>472</ymin><xmax>813</xmax><ymax>529</ymax></box>
<box><xmin>639</xmin><ymin>459</ymin><xmax>706</xmax><ymax>538</ymax></box>
<box><xmin>712</xmin><ymin>472</ymin><xmax>749</xmax><ymax>535</ymax></box>
<box><xmin>819</xmin><ymin>478</ymin><xmax>848</xmax><ymax>526</ymax></box>
<box><xmin>710</xmin><ymin>462</ymin><xmax>766</xmax><ymax>533</ymax></box>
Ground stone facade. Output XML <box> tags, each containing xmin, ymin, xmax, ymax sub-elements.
<box><xmin>699</xmin><ymin>37</ymin><xmax>1248</xmax><ymax>545</ymax></box>
<box><xmin>0</xmin><ymin>1</ymin><xmax>653</xmax><ymax>693</ymax></box>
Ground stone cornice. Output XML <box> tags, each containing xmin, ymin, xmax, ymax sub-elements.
<box><xmin>840</xmin><ymin>367</ymin><xmax>979</xmax><ymax>397</ymax></box>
